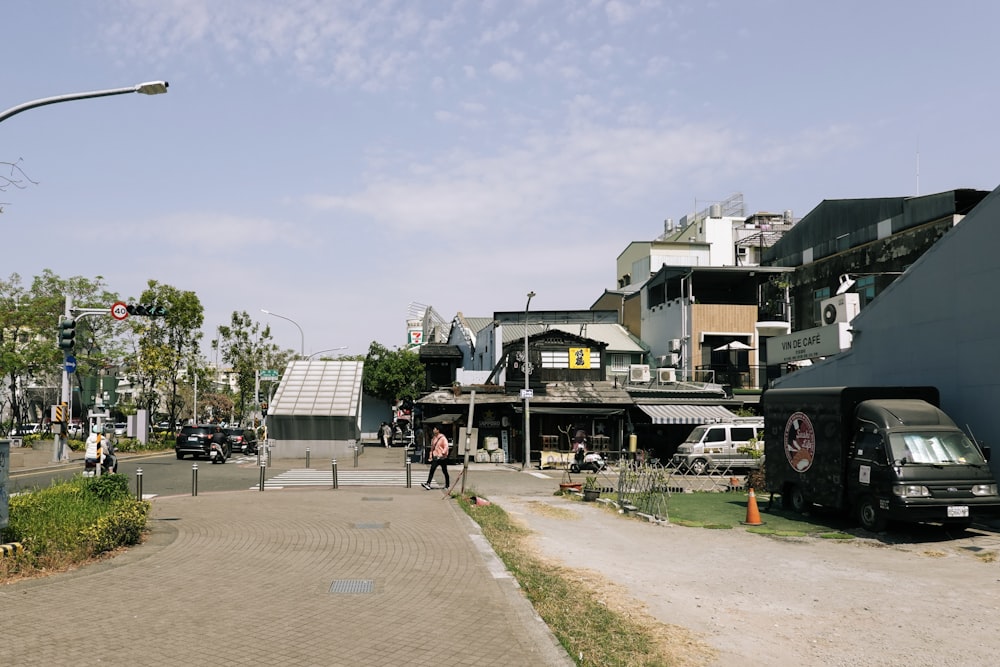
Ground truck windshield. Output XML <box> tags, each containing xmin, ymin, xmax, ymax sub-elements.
<box><xmin>682</xmin><ymin>426</ymin><xmax>709</xmax><ymax>444</ymax></box>
<box><xmin>887</xmin><ymin>431</ymin><xmax>987</xmax><ymax>465</ymax></box>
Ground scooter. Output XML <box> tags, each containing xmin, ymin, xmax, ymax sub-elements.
<box><xmin>570</xmin><ymin>451</ymin><xmax>607</xmax><ymax>473</ymax></box>
<box><xmin>209</xmin><ymin>440</ymin><xmax>228</xmax><ymax>464</ymax></box>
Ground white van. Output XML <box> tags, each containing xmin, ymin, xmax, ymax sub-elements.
<box><xmin>670</xmin><ymin>417</ymin><xmax>764</xmax><ymax>474</ymax></box>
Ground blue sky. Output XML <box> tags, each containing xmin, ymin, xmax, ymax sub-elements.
<box><xmin>3</xmin><ymin>1</ymin><xmax>998</xmax><ymax>358</ymax></box>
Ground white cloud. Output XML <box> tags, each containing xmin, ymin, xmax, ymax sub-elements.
<box><xmin>489</xmin><ymin>60</ymin><xmax>521</xmax><ymax>81</ymax></box>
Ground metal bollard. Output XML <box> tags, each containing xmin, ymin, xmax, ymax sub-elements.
<box><xmin>306</xmin><ymin>448</ymin><xmax>311</xmax><ymax>468</ymax></box>
<box><xmin>354</xmin><ymin>445</ymin><xmax>359</xmax><ymax>468</ymax></box>
<box><xmin>192</xmin><ymin>463</ymin><xmax>198</xmax><ymax>497</ymax></box>
<box><xmin>135</xmin><ymin>468</ymin><xmax>143</xmax><ymax>501</ymax></box>
<box><xmin>331</xmin><ymin>458</ymin><xmax>339</xmax><ymax>489</ymax></box>
<box><xmin>259</xmin><ymin>462</ymin><xmax>266</xmax><ymax>491</ymax></box>
<box><xmin>405</xmin><ymin>459</ymin><xmax>411</xmax><ymax>488</ymax></box>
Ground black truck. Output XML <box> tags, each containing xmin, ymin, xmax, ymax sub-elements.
<box><xmin>762</xmin><ymin>386</ymin><xmax>1000</xmax><ymax>531</ymax></box>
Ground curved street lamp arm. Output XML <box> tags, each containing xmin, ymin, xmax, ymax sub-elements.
<box><xmin>0</xmin><ymin>81</ymin><xmax>169</xmax><ymax>125</ymax></box>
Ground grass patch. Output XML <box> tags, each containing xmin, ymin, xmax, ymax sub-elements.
<box><xmin>1</xmin><ymin>474</ymin><xmax>149</xmax><ymax>582</ymax></box>
<box><xmin>458</xmin><ymin>494</ymin><xmax>714</xmax><ymax>666</ymax></box>
<box><xmin>665</xmin><ymin>491</ymin><xmax>854</xmax><ymax>537</ymax></box>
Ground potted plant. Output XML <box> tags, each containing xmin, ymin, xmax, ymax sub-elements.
<box><xmin>582</xmin><ymin>476</ymin><xmax>600</xmax><ymax>501</ymax></box>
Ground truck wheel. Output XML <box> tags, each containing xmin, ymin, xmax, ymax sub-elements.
<box><xmin>176</xmin><ymin>452</ymin><xmax>184</xmax><ymax>460</ymax></box>
<box><xmin>689</xmin><ymin>459</ymin><xmax>708</xmax><ymax>475</ymax></box>
<box><xmin>858</xmin><ymin>496</ymin><xmax>887</xmax><ymax>532</ymax></box>
<box><xmin>780</xmin><ymin>484</ymin><xmax>808</xmax><ymax>513</ymax></box>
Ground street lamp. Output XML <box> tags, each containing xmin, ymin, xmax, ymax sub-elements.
<box><xmin>308</xmin><ymin>346</ymin><xmax>348</xmax><ymax>359</ymax></box>
<box><xmin>2</xmin><ymin>83</ymin><xmax>170</xmax><ymax>463</ymax></box>
<box><xmin>0</xmin><ymin>81</ymin><xmax>169</xmax><ymax>125</ymax></box>
<box><xmin>522</xmin><ymin>291</ymin><xmax>536</xmax><ymax>471</ymax></box>
<box><xmin>260</xmin><ymin>309</ymin><xmax>304</xmax><ymax>357</ymax></box>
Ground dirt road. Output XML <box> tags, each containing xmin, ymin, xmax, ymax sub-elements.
<box><xmin>490</xmin><ymin>494</ymin><xmax>1000</xmax><ymax>667</ymax></box>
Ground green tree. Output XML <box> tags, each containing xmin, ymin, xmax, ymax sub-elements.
<box><xmin>362</xmin><ymin>341</ymin><xmax>425</xmax><ymax>410</ymax></box>
<box><xmin>124</xmin><ymin>281</ymin><xmax>204</xmax><ymax>431</ymax></box>
<box><xmin>0</xmin><ymin>270</ymin><xmax>120</xmax><ymax>433</ymax></box>
<box><xmin>213</xmin><ymin>311</ymin><xmax>282</xmax><ymax>424</ymax></box>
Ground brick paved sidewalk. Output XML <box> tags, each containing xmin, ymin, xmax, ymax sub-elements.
<box><xmin>0</xmin><ymin>487</ymin><xmax>571</xmax><ymax>667</ymax></box>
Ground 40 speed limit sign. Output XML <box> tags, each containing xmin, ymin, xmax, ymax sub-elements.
<box><xmin>110</xmin><ymin>301</ymin><xmax>129</xmax><ymax>321</ymax></box>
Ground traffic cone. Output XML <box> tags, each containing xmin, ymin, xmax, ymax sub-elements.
<box><xmin>741</xmin><ymin>488</ymin><xmax>764</xmax><ymax>526</ymax></box>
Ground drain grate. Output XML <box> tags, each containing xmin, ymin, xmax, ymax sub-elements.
<box><xmin>354</xmin><ymin>522</ymin><xmax>387</xmax><ymax>530</ymax></box>
<box><xmin>362</xmin><ymin>496</ymin><xmax>394</xmax><ymax>502</ymax></box>
<box><xmin>329</xmin><ymin>579</ymin><xmax>374</xmax><ymax>594</ymax></box>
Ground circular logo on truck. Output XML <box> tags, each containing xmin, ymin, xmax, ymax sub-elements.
<box><xmin>783</xmin><ymin>412</ymin><xmax>816</xmax><ymax>473</ymax></box>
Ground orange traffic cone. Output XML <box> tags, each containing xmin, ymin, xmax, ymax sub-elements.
<box><xmin>741</xmin><ymin>488</ymin><xmax>764</xmax><ymax>526</ymax></box>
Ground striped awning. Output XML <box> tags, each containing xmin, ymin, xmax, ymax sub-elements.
<box><xmin>637</xmin><ymin>404</ymin><xmax>737</xmax><ymax>425</ymax></box>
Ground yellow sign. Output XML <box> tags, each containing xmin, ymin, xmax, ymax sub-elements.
<box><xmin>569</xmin><ymin>347</ymin><xmax>591</xmax><ymax>369</ymax></box>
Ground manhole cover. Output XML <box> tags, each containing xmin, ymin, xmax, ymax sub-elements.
<box><xmin>329</xmin><ymin>579</ymin><xmax>374</xmax><ymax>594</ymax></box>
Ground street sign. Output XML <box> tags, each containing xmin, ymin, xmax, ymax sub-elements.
<box><xmin>110</xmin><ymin>301</ymin><xmax>129</xmax><ymax>320</ymax></box>
<box><xmin>520</xmin><ymin>388</ymin><xmax>533</xmax><ymax>399</ymax></box>
<box><xmin>260</xmin><ymin>369</ymin><xmax>279</xmax><ymax>380</ymax></box>
<box><xmin>65</xmin><ymin>355</ymin><xmax>77</xmax><ymax>374</ymax></box>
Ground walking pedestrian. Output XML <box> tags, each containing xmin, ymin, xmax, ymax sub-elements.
<box><xmin>380</xmin><ymin>421</ymin><xmax>392</xmax><ymax>448</ymax></box>
<box><xmin>422</xmin><ymin>425</ymin><xmax>450</xmax><ymax>490</ymax></box>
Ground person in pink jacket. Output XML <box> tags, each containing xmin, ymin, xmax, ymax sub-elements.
<box><xmin>422</xmin><ymin>425</ymin><xmax>450</xmax><ymax>490</ymax></box>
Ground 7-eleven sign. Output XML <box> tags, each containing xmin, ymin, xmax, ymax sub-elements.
<box><xmin>408</xmin><ymin>329</ymin><xmax>423</xmax><ymax>347</ymax></box>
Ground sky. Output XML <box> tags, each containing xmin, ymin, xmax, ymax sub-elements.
<box><xmin>3</xmin><ymin>1</ymin><xmax>999</xmax><ymax>359</ymax></box>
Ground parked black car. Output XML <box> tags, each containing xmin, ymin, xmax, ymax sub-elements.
<box><xmin>224</xmin><ymin>427</ymin><xmax>258</xmax><ymax>454</ymax></box>
<box><xmin>175</xmin><ymin>424</ymin><xmax>231</xmax><ymax>462</ymax></box>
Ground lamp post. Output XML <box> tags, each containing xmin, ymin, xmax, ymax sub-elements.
<box><xmin>261</xmin><ymin>309</ymin><xmax>304</xmax><ymax>357</ymax></box>
<box><xmin>0</xmin><ymin>81</ymin><xmax>169</xmax><ymax>125</ymax></box>
<box><xmin>308</xmin><ymin>346</ymin><xmax>348</xmax><ymax>359</ymax></box>
<box><xmin>522</xmin><ymin>291</ymin><xmax>536</xmax><ymax>470</ymax></box>
<box><xmin>0</xmin><ymin>82</ymin><xmax>169</xmax><ymax>462</ymax></box>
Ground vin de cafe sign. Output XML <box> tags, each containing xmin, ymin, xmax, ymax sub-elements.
<box><xmin>766</xmin><ymin>323</ymin><xmax>853</xmax><ymax>364</ymax></box>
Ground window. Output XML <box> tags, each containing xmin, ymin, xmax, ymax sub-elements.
<box><xmin>836</xmin><ymin>233</ymin><xmax>850</xmax><ymax>252</ymax></box>
<box><xmin>813</xmin><ymin>286</ymin><xmax>830</xmax><ymax>323</ymax></box>
<box><xmin>731</xmin><ymin>427</ymin><xmax>756</xmax><ymax>442</ymax></box>
<box><xmin>607</xmin><ymin>354</ymin><xmax>630</xmax><ymax>372</ymax></box>
<box><xmin>705</xmin><ymin>428</ymin><xmax>726</xmax><ymax>443</ymax></box>
<box><xmin>856</xmin><ymin>275</ymin><xmax>876</xmax><ymax>308</ymax></box>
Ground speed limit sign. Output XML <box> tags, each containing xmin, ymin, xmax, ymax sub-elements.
<box><xmin>110</xmin><ymin>301</ymin><xmax>129</xmax><ymax>321</ymax></box>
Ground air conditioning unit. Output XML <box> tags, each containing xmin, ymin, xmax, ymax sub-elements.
<box><xmin>657</xmin><ymin>368</ymin><xmax>676</xmax><ymax>384</ymax></box>
<box><xmin>629</xmin><ymin>364</ymin><xmax>651</xmax><ymax>383</ymax></box>
<box><xmin>656</xmin><ymin>352</ymin><xmax>679</xmax><ymax>367</ymax></box>
<box><xmin>668</xmin><ymin>338</ymin><xmax>682</xmax><ymax>353</ymax></box>
<box><xmin>820</xmin><ymin>293</ymin><xmax>860</xmax><ymax>325</ymax></box>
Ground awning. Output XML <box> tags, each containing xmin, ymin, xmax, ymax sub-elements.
<box><xmin>637</xmin><ymin>404</ymin><xmax>737</xmax><ymax>425</ymax></box>
<box><xmin>513</xmin><ymin>407</ymin><xmax>625</xmax><ymax>416</ymax></box>
<box><xmin>422</xmin><ymin>413</ymin><xmax>465</xmax><ymax>424</ymax></box>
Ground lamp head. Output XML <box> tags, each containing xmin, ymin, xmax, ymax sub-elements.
<box><xmin>835</xmin><ymin>274</ymin><xmax>856</xmax><ymax>295</ymax></box>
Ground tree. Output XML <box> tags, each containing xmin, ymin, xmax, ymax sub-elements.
<box><xmin>124</xmin><ymin>281</ymin><xmax>204</xmax><ymax>431</ymax></box>
<box><xmin>362</xmin><ymin>341</ymin><xmax>425</xmax><ymax>410</ymax></box>
<box><xmin>213</xmin><ymin>311</ymin><xmax>282</xmax><ymax>425</ymax></box>
<box><xmin>0</xmin><ymin>270</ymin><xmax>120</xmax><ymax>433</ymax></box>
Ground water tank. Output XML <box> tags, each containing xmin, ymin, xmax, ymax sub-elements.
<box><xmin>664</xmin><ymin>218</ymin><xmax>674</xmax><ymax>233</ymax></box>
<box><xmin>710</xmin><ymin>203</ymin><xmax>722</xmax><ymax>218</ymax></box>
<box><xmin>783</xmin><ymin>210</ymin><xmax>793</xmax><ymax>223</ymax></box>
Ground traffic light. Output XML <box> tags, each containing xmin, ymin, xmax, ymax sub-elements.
<box><xmin>126</xmin><ymin>303</ymin><xmax>168</xmax><ymax>317</ymax></box>
<box><xmin>261</xmin><ymin>401</ymin><xmax>268</xmax><ymax>416</ymax></box>
<box><xmin>57</xmin><ymin>317</ymin><xmax>76</xmax><ymax>351</ymax></box>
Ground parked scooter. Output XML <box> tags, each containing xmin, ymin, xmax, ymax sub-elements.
<box><xmin>83</xmin><ymin>432</ymin><xmax>118</xmax><ymax>477</ymax></box>
<box><xmin>570</xmin><ymin>450</ymin><xmax>607</xmax><ymax>473</ymax></box>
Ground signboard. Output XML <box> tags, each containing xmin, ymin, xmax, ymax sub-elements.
<box><xmin>766</xmin><ymin>323</ymin><xmax>853</xmax><ymax>364</ymax></box>
<box><xmin>65</xmin><ymin>355</ymin><xmax>77</xmax><ymax>374</ymax></box>
<box><xmin>110</xmin><ymin>301</ymin><xmax>129</xmax><ymax>320</ymax></box>
<box><xmin>519</xmin><ymin>388</ymin><xmax>534</xmax><ymax>399</ymax></box>
<box><xmin>259</xmin><ymin>369</ymin><xmax>279</xmax><ymax>380</ymax></box>
<box><xmin>568</xmin><ymin>347</ymin><xmax>591</xmax><ymax>369</ymax></box>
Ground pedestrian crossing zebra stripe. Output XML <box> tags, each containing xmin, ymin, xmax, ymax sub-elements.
<box><xmin>252</xmin><ymin>469</ymin><xmax>411</xmax><ymax>489</ymax></box>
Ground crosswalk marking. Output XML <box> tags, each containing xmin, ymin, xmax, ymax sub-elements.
<box><xmin>253</xmin><ymin>468</ymin><xmax>411</xmax><ymax>489</ymax></box>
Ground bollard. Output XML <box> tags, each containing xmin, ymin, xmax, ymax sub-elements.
<box><xmin>306</xmin><ymin>447</ymin><xmax>311</xmax><ymax>469</ymax></box>
<box><xmin>267</xmin><ymin>445</ymin><xmax>272</xmax><ymax>468</ymax></box>
<box><xmin>405</xmin><ymin>459</ymin><xmax>411</xmax><ymax>488</ymax></box>
<box><xmin>259</xmin><ymin>462</ymin><xmax>266</xmax><ymax>492</ymax></box>
<box><xmin>354</xmin><ymin>445</ymin><xmax>359</xmax><ymax>468</ymax></box>
<box><xmin>135</xmin><ymin>468</ymin><xmax>143</xmax><ymax>501</ymax></box>
<box><xmin>192</xmin><ymin>463</ymin><xmax>198</xmax><ymax>497</ymax></box>
<box><xmin>331</xmin><ymin>458</ymin><xmax>339</xmax><ymax>489</ymax></box>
